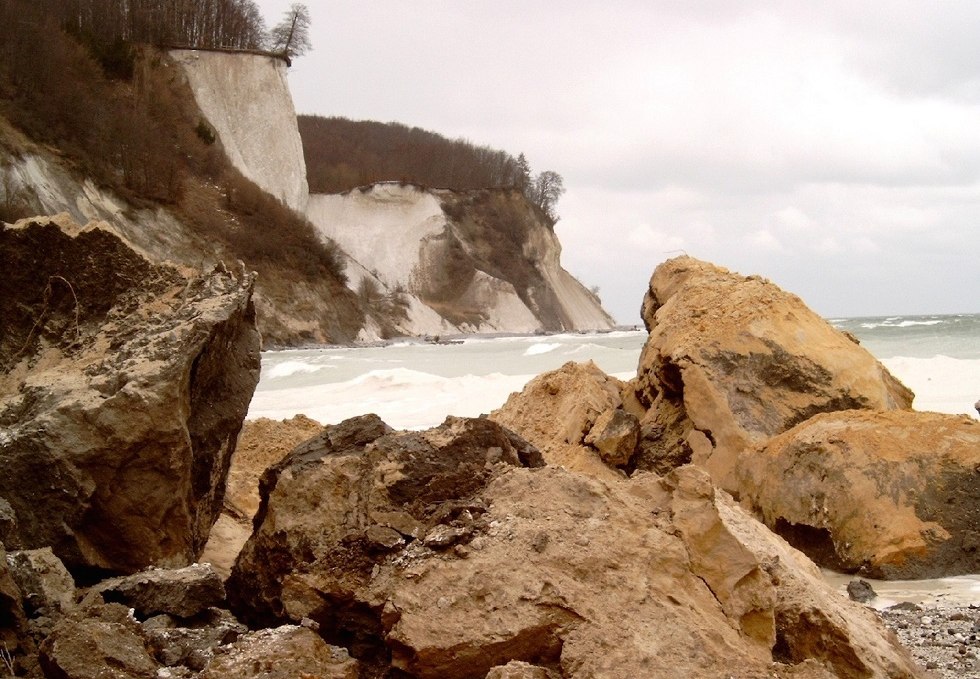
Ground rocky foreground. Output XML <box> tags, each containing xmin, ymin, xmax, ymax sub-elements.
<box><xmin>1</xmin><ymin>218</ymin><xmax>978</xmax><ymax>677</ymax></box>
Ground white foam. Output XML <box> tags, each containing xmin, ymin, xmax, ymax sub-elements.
<box><xmin>524</xmin><ymin>343</ymin><xmax>561</xmax><ymax>356</ymax></box>
<box><xmin>860</xmin><ymin>318</ymin><xmax>944</xmax><ymax>329</ymax></box>
<box><xmin>882</xmin><ymin>355</ymin><xmax>980</xmax><ymax>418</ymax></box>
<box><xmin>264</xmin><ymin>361</ymin><xmax>332</xmax><ymax>379</ymax></box>
<box><xmin>248</xmin><ymin>368</ymin><xmax>535</xmax><ymax>431</ymax></box>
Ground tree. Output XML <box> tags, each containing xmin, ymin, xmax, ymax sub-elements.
<box><xmin>514</xmin><ymin>152</ymin><xmax>532</xmax><ymax>191</ymax></box>
<box><xmin>268</xmin><ymin>3</ymin><xmax>311</xmax><ymax>64</ymax></box>
<box><xmin>531</xmin><ymin>170</ymin><xmax>564</xmax><ymax>223</ymax></box>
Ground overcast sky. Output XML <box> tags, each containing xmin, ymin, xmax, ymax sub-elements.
<box><xmin>256</xmin><ymin>1</ymin><xmax>979</xmax><ymax>323</ymax></box>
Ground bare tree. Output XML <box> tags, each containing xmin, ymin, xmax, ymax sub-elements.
<box><xmin>531</xmin><ymin>170</ymin><xmax>565</xmax><ymax>224</ymax></box>
<box><xmin>268</xmin><ymin>3</ymin><xmax>311</xmax><ymax>64</ymax></box>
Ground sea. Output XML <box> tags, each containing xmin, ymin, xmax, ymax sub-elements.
<box><xmin>249</xmin><ymin>313</ymin><xmax>980</xmax><ymax>429</ymax></box>
<box><xmin>247</xmin><ymin>312</ymin><xmax>980</xmax><ymax>605</ymax></box>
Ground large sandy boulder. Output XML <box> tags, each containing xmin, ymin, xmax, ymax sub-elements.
<box><xmin>228</xmin><ymin>413</ymin><xmax>922</xmax><ymax>678</ymax></box>
<box><xmin>490</xmin><ymin>361</ymin><xmax>630</xmax><ymax>480</ymax></box>
<box><xmin>227</xmin><ymin>414</ymin><xmax>544</xmax><ymax>628</ymax></box>
<box><xmin>628</xmin><ymin>256</ymin><xmax>913</xmax><ymax>491</ymax></box>
<box><xmin>0</xmin><ymin>215</ymin><xmax>261</xmax><ymax>575</ymax></box>
<box><xmin>737</xmin><ymin>410</ymin><xmax>980</xmax><ymax>579</ymax></box>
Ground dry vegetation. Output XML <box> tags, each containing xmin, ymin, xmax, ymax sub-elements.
<box><xmin>299</xmin><ymin>115</ymin><xmax>525</xmax><ymax>194</ymax></box>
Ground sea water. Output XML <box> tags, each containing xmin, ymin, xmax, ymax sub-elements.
<box><xmin>249</xmin><ymin>314</ymin><xmax>980</xmax><ymax>428</ymax></box>
<box><xmin>247</xmin><ymin>314</ymin><xmax>980</xmax><ymax>605</ymax></box>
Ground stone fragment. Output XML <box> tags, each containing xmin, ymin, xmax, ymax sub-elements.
<box><xmin>142</xmin><ymin>608</ymin><xmax>246</xmax><ymax>671</ymax></box>
<box><xmin>365</xmin><ymin>525</ymin><xmax>405</xmax><ymax>551</ymax></box>
<box><xmin>847</xmin><ymin>579</ymin><xmax>877</xmax><ymax>603</ymax></box>
<box><xmin>0</xmin><ymin>498</ymin><xmax>17</xmax><ymax>545</ymax></box>
<box><xmin>423</xmin><ymin>525</ymin><xmax>471</xmax><ymax>549</ymax></box>
<box><xmin>91</xmin><ymin>563</ymin><xmax>225</xmax><ymax>619</ymax></box>
<box><xmin>5</xmin><ymin>548</ymin><xmax>76</xmax><ymax>617</ymax></box>
<box><xmin>39</xmin><ymin>603</ymin><xmax>159</xmax><ymax>679</ymax></box>
<box><xmin>491</xmin><ymin>361</ymin><xmax>627</xmax><ymax>479</ymax></box>
<box><xmin>738</xmin><ymin>410</ymin><xmax>980</xmax><ymax>578</ymax></box>
<box><xmin>199</xmin><ymin>625</ymin><xmax>358</xmax><ymax>679</ymax></box>
<box><xmin>584</xmin><ymin>408</ymin><xmax>639</xmax><ymax>466</ymax></box>
<box><xmin>370</xmin><ymin>510</ymin><xmax>424</xmax><ymax>539</ymax></box>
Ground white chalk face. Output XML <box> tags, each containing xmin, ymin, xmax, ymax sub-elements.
<box><xmin>172</xmin><ymin>50</ymin><xmax>309</xmax><ymax>213</ymax></box>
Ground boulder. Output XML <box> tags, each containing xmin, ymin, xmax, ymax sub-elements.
<box><xmin>628</xmin><ymin>256</ymin><xmax>913</xmax><ymax>491</ymax></box>
<box><xmin>0</xmin><ymin>215</ymin><xmax>261</xmax><ymax>575</ymax></box>
<box><xmin>490</xmin><ymin>361</ymin><xmax>628</xmax><ymax>480</ymax></box>
<box><xmin>229</xmin><ymin>418</ymin><xmax>922</xmax><ymax>679</ymax></box>
<box><xmin>199</xmin><ymin>625</ymin><xmax>358</xmax><ymax>679</ymax></box>
<box><xmin>737</xmin><ymin>410</ymin><xmax>980</xmax><ymax>578</ymax></box>
<box><xmin>39</xmin><ymin>603</ymin><xmax>159</xmax><ymax>679</ymax></box>
<box><xmin>222</xmin><ymin>415</ymin><xmax>323</xmax><ymax>522</ymax></box>
<box><xmin>142</xmin><ymin>607</ymin><xmax>246</xmax><ymax>671</ymax></box>
<box><xmin>89</xmin><ymin>563</ymin><xmax>226</xmax><ymax>619</ymax></box>
<box><xmin>847</xmin><ymin>580</ymin><xmax>877</xmax><ymax>604</ymax></box>
<box><xmin>201</xmin><ymin>415</ymin><xmax>324</xmax><ymax>577</ymax></box>
<box><xmin>5</xmin><ymin>548</ymin><xmax>76</xmax><ymax>618</ymax></box>
<box><xmin>227</xmin><ymin>414</ymin><xmax>544</xmax><ymax>630</ymax></box>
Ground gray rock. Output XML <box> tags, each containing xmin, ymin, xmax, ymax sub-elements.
<box><xmin>846</xmin><ymin>578</ymin><xmax>877</xmax><ymax>603</ymax></box>
<box><xmin>143</xmin><ymin>608</ymin><xmax>246</xmax><ymax>671</ymax></box>
<box><xmin>39</xmin><ymin>602</ymin><xmax>159</xmax><ymax>679</ymax></box>
<box><xmin>90</xmin><ymin>563</ymin><xmax>226</xmax><ymax>619</ymax></box>
<box><xmin>5</xmin><ymin>548</ymin><xmax>76</xmax><ymax>617</ymax></box>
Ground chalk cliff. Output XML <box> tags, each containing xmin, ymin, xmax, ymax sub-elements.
<box><xmin>169</xmin><ymin>50</ymin><xmax>309</xmax><ymax>213</ymax></box>
<box><xmin>307</xmin><ymin>183</ymin><xmax>615</xmax><ymax>335</ymax></box>
<box><xmin>169</xmin><ymin>49</ymin><xmax>613</xmax><ymax>336</ymax></box>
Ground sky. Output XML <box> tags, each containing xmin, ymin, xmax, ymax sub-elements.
<box><xmin>256</xmin><ymin>1</ymin><xmax>980</xmax><ymax>324</ymax></box>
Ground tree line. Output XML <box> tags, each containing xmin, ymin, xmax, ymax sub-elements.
<box><xmin>35</xmin><ymin>0</ymin><xmax>267</xmax><ymax>51</ymax></box>
<box><xmin>299</xmin><ymin>115</ymin><xmax>566</xmax><ymax>223</ymax></box>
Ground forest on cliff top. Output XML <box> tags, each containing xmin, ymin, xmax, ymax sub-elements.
<box><xmin>300</xmin><ymin>115</ymin><xmax>566</xmax><ymax>223</ymax></box>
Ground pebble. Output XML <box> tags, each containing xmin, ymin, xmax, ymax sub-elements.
<box><xmin>880</xmin><ymin>604</ymin><xmax>980</xmax><ymax>679</ymax></box>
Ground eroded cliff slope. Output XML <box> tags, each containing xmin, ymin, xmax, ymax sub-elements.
<box><xmin>307</xmin><ymin>183</ymin><xmax>615</xmax><ymax>335</ymax></box>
